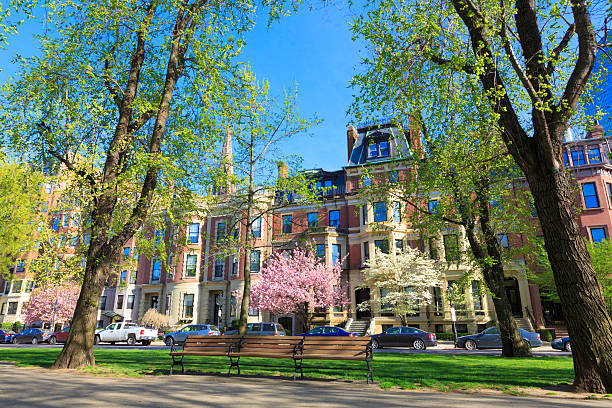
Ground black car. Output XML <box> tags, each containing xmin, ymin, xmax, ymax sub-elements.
<box><xmin>370</xmin><ymin>327</ymin><xmax>437</xmax><ymax>350</ymax></box>
<box><xmin>11</xmin><ymin>328</ymin><xmax>51</xmax><ymax>344</ymax></box>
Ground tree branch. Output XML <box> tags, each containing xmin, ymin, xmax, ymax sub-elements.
<box><xmin>547</xmin><ymin>23</ymin><xmax>576</xmax><ymax>75</ymax></box>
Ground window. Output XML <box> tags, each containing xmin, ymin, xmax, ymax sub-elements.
<box><xmin>363</xmin><ymin>242</ymin><xmax>370</xmax><ymax>262</ymax></box>
<box><xmin>373</xmin><ymin>202</ymin><xmax>387</xmax><ymax>222</ymax></box>
<box><xmin>329</xmin><ymin>210</ymin><xmax>340</xmax><ymax>228</ymax></box>
<box><xmin>562</xmin><ymin>152</ymin><xmax>570</xmax><ymax>167</ymax></box>
<box><xmin>405</xmin><ymin>287</ymin><xmax>419</xmax><ymax>316</ymax></box>
<box><xmin>591</xmin><ymin>227</ymin><xmax>607</xmax><ymax>243</ymax></box>
<box><xmin>116</xmin><ymin>295</ymin><xmax>124</xmax><ymax>309</ymax></box>
<box><xmin>429</xmin><ymin>238</ymin><xmax>438</xmax><ymax>260</ymax></box>
<box><xmin>362</xmin><ymin>205</ymin><xmax>369</xmax><ymax>225</ymax></box>
<box><xmin>12</xmin><ymin>280</ymin><xmax>22</xmax><ymax>293</ymax></box>
<box><xmin>252</xmin><ymin>216</ymin><xmax>262</xmax><ymax>238</ymax></box>
<box><xmin>362</xmin><ymin>175</ymin><xmax>371</xmax><ymax>187</ymax></box>
<box><xmin>63</xmin><ymin>214</ymin><xmax>70</xmax><ymax>227</ymax></box>
<box><xmin>120</xmin><ymin>271</ymin><xmax>127</xmax><ymax>283</ymax></box>
<box><xmin>71</xmin><ymin>213</ymin><xmax>80</xmax><ymax>227</ymax></box>
<box><xmin>183</xmin><ymin>294</ymin><xmax>194</xmax><ymax>319</ymax></box>
<box><xmin>433</xmin><ymin>287</ymin><xmax>443</xmax><ymax>315</ymax></box>
<box><xmin>497</xmin><ymin>234</ymin><xmax>509</xmax><ymax>248</ymax></box>
<box><xmin>0</xmin><ymin>303</ymin><xmax>5</xmax><ymax>315</ymax></box>
<box><xmin>185</xmin><ymin>254</ymin><xmax>197</xmax><ymax>278</ymax></box>
<box><xmin>392</xmin><ymin>202</ymin><xmax>402</xmax><ymax>222</ymax></box>
<box><xmin>155</xmin><ymin>229</ymin><xmax>164</xmax><ymax>244</ymax></box>
<box><xmin>69</xmin><ymin>236</ymin><xmax>78</xmax><ymax>247</ymax></box>
<box><xmin>248</xmin><ymin>308</ymin><xmax>259</xmax><ymax>316</ymax></box>
<box><xmin>188</xmin><ymin>223</ymin><xmax>200</xmax><ymax>244</ymax></box>
<box><xmin>52</xmin><ymin>217</ymin><xmax>60</xmax><ymax>231</ymax></box>
<box><xmin>231</xmin><ymin>257</ymin><xmax>239</xmax><ymax>275</ymax></box>
<box><xmin>250</xmin><ymin>250</ymin><xmax>261</xmax><ymax>273</ymax></box>
<box><xmin>368</xmin><ymin>143</ymin><xmax>378</xmax><ymax>158</ymax></box>
<box><xmin>380</xmin><ymin>288</ymin><xmax>393</xmax><ymax>314</ymax></box>
<box><xmin>216</xmin><ymin>222</ymin><xmax>226</xmax><ymax>242</ymax></box>
<box><xmin>25</xmin><ymin>281</ymin><xmax>34</xmax><ymax>293</ymax></box>
<box><xmin>428</xmin><ymin>200</ymin><xmax>439</xmax><ymax>214</ymax></box>
<box><xmin>374</xmin><ymin>239</ymin><xmax>389</xmax><ymax>254</ymax></box>
<box><xmin>99</xmin><ymin>296</ymin><xmax>107</xmax><ymax>310</ymax></box>
<box><xmin>130</xmin><ymin>270</ymin><xmax>137</xmax><ymax>284</ymax></box>
<box><xmin>151</xmin><ymin>295</ymin><xmax>159</xmax><ymax>310</ymax></box>
<box><xmin>379</xmin><ymin>140</ymin><xmax>389</xmax><ymax>157</ymax></box>
<box><xmin>472</xmin><ymin>281</ymin><xmax>483</xmax><ymax>310</ymax></box>
<box><xmin>607</xmin><ymin>183</ymin><xmax>612</xmax><ymax>207</ymax></box>
<box><xmin>151</xmin><ymin>260</ymin><xmax>161</xmax><ymax>282</ymax></box>
<box><xmin>571</xmin><ymin>150</ymin><xmax>585</xmax><ymax>165</ymax></box>
<box><xmin>127</xmin><ymin>295</ymin><xmax>135</xmax><ymax>309</ymax></box>
<box><xmin>588</xmin><ymin>147</ymin><xmax>602</xmax><ymax>164</ymax></box>
<box><xmin>282</xmin><ymin>215</ymin><xmax>292</xmax><ymax>234</ymax></box>
<box><xmin>316</xmin><ymin>244</ymin><xmax>325</xmax><ymax>259</ymax></box>
<box><xmin>395</xmin><ymin>239</ymin><xmax>403</xmax><ymax>254</ymax></box>
<box><xmin>443</xmin><ymin>234</ymin><xmax>460</xmax><ymax>261</ymax></box>
<box><xmin>332</xmin><ymin>244</ymin><xmax>340</xmax><ymax>265</ymax></box>
<box><xmin>7</xmin><ymin>302</ymin><xmax>17</xmax><ymax>315</ymax></box>
<box><xmin>165</xmin><ymin>295</ymin><xmax>172</xmax><ymax>315</ymax></box>
<box><xmin>582</xmin><ymin>183</ymin><xmax>600</xmax><ymax>208</ymax></box>
<box><xmin>3</xmin><ymin>282</ymin><xmax>9</xmax><ymax>294</ymax></box>
<box><xmin>389</xmin><ymin>170</ymin><xmax>399</xmax><ymax>183</ymax></box>
<box><xmin>308</xmin><ymin>213</ymin><xmax>318</xmax><ymax>228</ymax></box>
<box><xmin>214</xmin><ymin>257</ymin><xmax>224</xmax><ymax>278</ymax></box>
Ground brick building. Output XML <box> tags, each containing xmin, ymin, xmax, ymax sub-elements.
<box><xmin>1</xmin><ymin>122</ymin><xmax>610</xmax><ymax>336</ymax></box>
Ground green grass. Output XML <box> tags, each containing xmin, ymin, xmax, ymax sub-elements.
<box><xmin>0</xmin><ymin>348</ymin><xmax>574</xmax><ymax>392</ymax></box>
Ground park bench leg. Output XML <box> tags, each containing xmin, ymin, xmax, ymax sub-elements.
<box><xmin>228</xmin><ymin>356</ymin><xmax>240</xmax><ymax>377</ymax></box>
<box><xmin>293</xmin><ymin>358</ymin><xmax>303</xmax><ymax>380</ymax></box>
<box><xmin>366</xmin><ymin>358</ymin><xmax>373</xmax><ymax>384</ymax></box>
<box><xmin>170</xmin><ymin>355</ymin><xmax>184</xmax><ymax>375</ymax></box>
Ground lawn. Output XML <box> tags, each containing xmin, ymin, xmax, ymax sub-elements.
<box><xmin>0</xmin><ymin>348</ymin><xmax>574</xmax><ymax>392</ymax></box>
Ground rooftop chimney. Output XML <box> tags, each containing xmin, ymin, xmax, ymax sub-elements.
<box><xmin>587</xmin><ymin>122</ymin><xmax>604</xmax><ymax>139</ymax></box>
<box><xmin>347</xmin><ymin>126</ymin><xmax>358</xmax><ymax>161</ymax></box>
<box><xmin>277</xmin><ymin>161</ymin><xmax>288</xmax><ymax>179</ymax></box>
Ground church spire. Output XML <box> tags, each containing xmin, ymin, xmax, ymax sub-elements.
<box><xmin>214</xmin><ymin>127</ymin><xmax>235</xmax><ymax>195</ymax></box>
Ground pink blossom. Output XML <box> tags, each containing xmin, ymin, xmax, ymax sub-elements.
<box><xmin>250</xmin><ymin>247</ymin><xmax>349</xmax><ymax>315</ymax></box>
<box><xmin>22</xmin><ymin>282</ymin><xmax>80</xmax><ymax>325</ymax></box>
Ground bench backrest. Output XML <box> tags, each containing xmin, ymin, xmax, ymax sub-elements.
<box><xmin>300</xmin><ymin>336</ymin><xmax>372</xmax><ymax>358</ymax></box>
<box><xmin>183</xmin><ymin>335</ymin><xmax>242</xmax><ymax>352</ymax></box>
<box><xmin>237</xmin><ymin>335</ymin><xmax>303</xmax><ymax>356</ymax></box>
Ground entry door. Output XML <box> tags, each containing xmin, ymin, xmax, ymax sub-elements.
<box><xmin>355</xmin><ymin>288</ymin><xmax>371</xmax><ymax>320</ymax></box>
<box><xmin>278</xmin><ymin>317</ymin><xmax>293</xmax><ymax>335</ymax></box>
<box><xmin>504</xmin><ymin>278</ymin><xmax>522</xmax><ymax>316</ymax></box>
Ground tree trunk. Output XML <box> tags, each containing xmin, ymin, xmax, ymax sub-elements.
<box><xmin>51</xmin><ymin>260</ymin><xmax>109</xmax><ymax>369</ymax></box>
<box><xmin>527</xmin><ymin>168</ymin><xmax>612</xmax><ymax>393</ymax></box>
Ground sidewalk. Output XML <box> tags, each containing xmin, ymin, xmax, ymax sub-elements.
<box><xmin>0</xmin><ymin>363</ymin><xmax>607</xmax><ymax>408</ymax></box>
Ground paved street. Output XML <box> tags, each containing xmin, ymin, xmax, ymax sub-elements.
<box><xmin>0</xmin><ymin>362</ymin><xmax>606</xmax><ymax>408</ymax></box>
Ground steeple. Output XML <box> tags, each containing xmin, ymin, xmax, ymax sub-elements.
<box><xmin>213</xmin><ymin>127</ymin><xmax>236</xmax><ymax>195</ymax></box>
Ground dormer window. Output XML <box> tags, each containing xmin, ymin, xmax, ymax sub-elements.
<box><xmin>367</xmin><ymin>137</ymin><xmax>390</xmax><ymax>159</ymax></box>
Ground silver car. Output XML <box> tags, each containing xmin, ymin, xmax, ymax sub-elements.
<box><xmin>225</xmin><ymin>322</ymin><xmax>286</xmax><ymax>336</ymax></box>
<box><xmin>164</xmin><ymin>324</ymin><xmax>220</xmax><ymax>346</ymax></box>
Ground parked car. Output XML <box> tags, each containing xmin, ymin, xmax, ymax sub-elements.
<box><xmin>300</xmin><ymin>326</ymin><xmax>358</xmax><ymax>337</ymax></box>
<box><xmin>164</xmin><ymin>324</ymin><xmax>220</xmax><ymax>346</ymax></box>
<box><xmin>0</xmin><ymin>329</ymin><xmax>16</xmax><ymax>343</ymax></box>
<box><xmin>11</xmin><ymin>328</ymin><xmax>52</xmax><ymax>344</ymax></box>
<box><xmin>370</xmin><ymin>327</ymin><xmax>437</xmax><ymax>350</ymax></box>
<box><xmin>94</xmin><ymin>322</ymin><xmax>158</xmax><ymax>346</ymax></box>
<box><xmin>48</xmin><ymin>326</ymin><xmax>71</xmax><ymax>345</ymax></box>
<box><xmin>456</xmin><ymin>327</ymin><xmax>543</xmax><ymax>350</ymax></box>
<box><xmin>224</xmin><ymin>322</ymin><xmax>286</xmax><ymax>336</ymax></box>
<box><xmin>551</xmin><ymin>337</ymin><xmax>571</xmax><ymax>352</ymax></box>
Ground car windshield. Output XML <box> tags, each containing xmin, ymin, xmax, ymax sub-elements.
<box><xmin>386</xmin><ymin>328</ymin><xmax>400</xmax><ymax>334</ymax></box>
<box><xmin>309</xmin><ymin>327</ymin><xmax>324</xmax><ymax>334</ymax></box>
<box><xmin>484</xmin><ymin>327</ymin><xmax>500</xmax><ymax>335</ymax></box>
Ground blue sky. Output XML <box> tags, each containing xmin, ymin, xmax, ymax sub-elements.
<box><xmin>0</xmin><ymin>3</ymin><xmax>363</xmax><ymax>172</ymax></box>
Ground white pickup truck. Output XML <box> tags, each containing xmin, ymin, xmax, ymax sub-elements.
<box><xmin>94</xmin><ymin>322</ymin><xmax>157</xmax><ymax>346</ymax></box>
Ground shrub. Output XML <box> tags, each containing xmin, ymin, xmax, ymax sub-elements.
<box><xmin>435</xmin><ymin>332</ymin><xmax>470</xmax><ymax>341</ymax></box>
<box><xmin>140</xmin><ymin>308</ymin><xmax>174</xmax><ymax>331</ymax></box>
<box><xmin>537</xmin><ymin>329</ymin><xmax>553</xmax><ymax>342</ymax></box>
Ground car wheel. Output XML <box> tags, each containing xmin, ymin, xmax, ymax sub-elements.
<box><xmin>372</xmin><ymin>339</ymin><xmax>380</xmax><ymax>350</ymax></box>
<box><xmin>11</xmin><ymin>337</ymin><xmax>17</xmax><ymax>344</ymax></box>
<box><xmin>165</xmin><ymin>337</ymin><xmax>175</xmax><ymax>347</ymax></box>
<box><xmin>94</xmin><ymin>335</ymin><xmax>100</xmax><ymax>345</ymax></box>
<box><xmin>141</xmin><ymin>340</ymin><xmax>151</xmax><ymax>346</ymax></box>
<box><xmin>464</xmin><ymin>339</ymin><xmax>477</xmax><ymax>351</ymax></box>
<box><xmin>564</xmin><ymin>341</ymin><xmax>571</xmax><ymax>352</ymax></box>
<box><xmin>32</xmin><ymin>337</ymin><xmax>38</xmax><ymax>345</ymax></box>
<box><xmin>413</xmin><ymin>338</ymin><xmax>426</xmax><ymax>350</ymax></box>
<box><xmin>48</xmin><ymin>336</ymin><xmax>56</xmax><ymax>345</ymax></box>
<box><xmin>126</xmin><ymin>336</ymin><xmax>136</xmax><ymax>346</ymax></box>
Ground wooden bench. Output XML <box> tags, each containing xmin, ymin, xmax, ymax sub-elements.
<box><xmin>169</xmin><ymin>335</ymin><xmax>374</xmax><ymax>383</ymax></box>
<box><xmin>295</xmin><ymin>337</ymin><xmax>373</xmax><ymax>383</ymax></box>
<box><xmin>169</xmin><ymin>335</ymin><xmax>241</xmax><ymax>375</ymax></box>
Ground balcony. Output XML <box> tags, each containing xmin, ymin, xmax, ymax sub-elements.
<box><xmin>307</xmin><ymin>226</ymin><xmax>348</xmax><ymax>235</ymax></box>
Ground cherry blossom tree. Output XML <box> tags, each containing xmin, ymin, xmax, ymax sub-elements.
<box><xmin>22</xmin><ymin>282</ymin><xmax>80</xmax><ymax>326</ymax></box>
<box><xmin>359</xmin><ymin>247</ymin><xmax>443</xmax><ymax>326</ymax></box>
<box><xmin>250</xmin><ymin>246</ymin><xmax>348</xmax><ymax>332</ymax></box>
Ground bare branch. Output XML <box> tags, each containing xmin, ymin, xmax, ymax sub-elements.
<box><xmin>547</xmin><ymin>23</ymin><xmax>576</xmax><ymax>75</ymax></box>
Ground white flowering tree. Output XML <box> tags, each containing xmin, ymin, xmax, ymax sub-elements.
<box><xmin>359</xmin><ymin>247</ymin><xmax>442</xmax><ymax>326</ymax></box>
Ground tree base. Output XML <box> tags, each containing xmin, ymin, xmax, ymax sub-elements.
<box><xmin>51</xmin><ymin>340</ymin><xmax>95</xmax><ymax>369</ymax></box>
